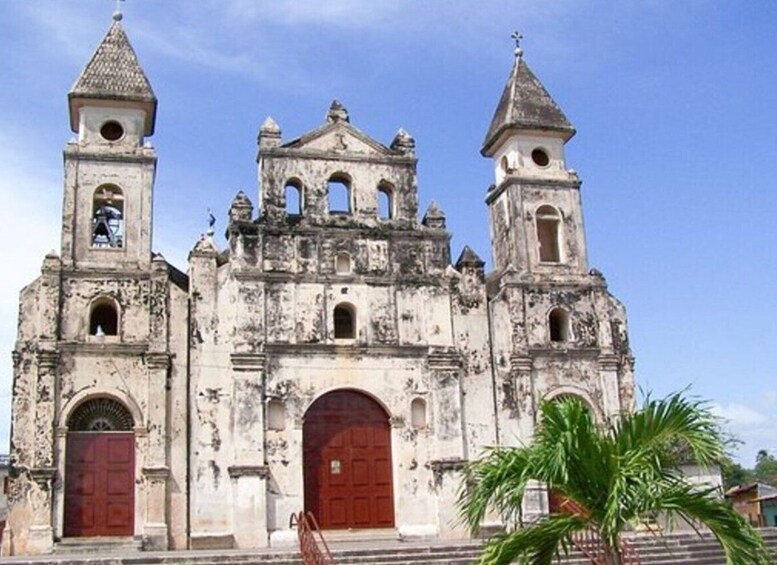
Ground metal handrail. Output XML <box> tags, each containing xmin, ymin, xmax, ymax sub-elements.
<box><xmin>290</xmin><ymin>511</ymin><xmax>336</xmax><ymax>565</ymax></box>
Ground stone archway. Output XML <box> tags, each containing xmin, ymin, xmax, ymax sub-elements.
<box><xmin>303</xmin><ymin>390</ymin><xmax>394</xmax><ymax>529</ymax></box>
<box><xmin>64</xmin><ymin>397</ymin><xmax>135</xmax><ymax>537</ymax></box>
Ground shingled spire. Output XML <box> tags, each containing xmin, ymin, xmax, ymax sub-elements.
<box><xmin>68</xmin><ymin>16</ymin><xmax>157</xmax><ymax>135</ymax></box>
<box><xmin>481</xmin><ymin>50</ymin><xmax>575</xmax><ymax>156</ymax></box>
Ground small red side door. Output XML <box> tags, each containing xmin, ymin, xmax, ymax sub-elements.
<box><xmin>64</xmin><ymin>432</ymin><xmax>134</xmax><ymax>537</ymax></box>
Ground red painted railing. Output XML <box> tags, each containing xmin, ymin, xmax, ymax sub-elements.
<box><xmin>571</xmin><ymin>527</ymin><xmax>641</xmax><ymax>565</ymax></box>
<box><xmin>290</xmin><ymin>511</ymin><xmax>336</xmax><ymax>565</ymax></box>
<box><xmin>559</xmin><ymin>497</ymin><xmax>641</xmax><ymax>565</ymax></box>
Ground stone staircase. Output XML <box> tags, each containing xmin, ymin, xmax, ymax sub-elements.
<box><xmin>2</xmin><ymin>528</ymin><xmax>776</xmax><ymax>564</ymax></box>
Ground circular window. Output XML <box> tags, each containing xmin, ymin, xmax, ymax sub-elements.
<box><xmin>531</xmin><ymin>148</ymin><xmax>550</xmax><ymax>167</ymax></box>
<box><xmin>100</xmin><ymin>120</ymin><xmax>124</xmax><ymax>141</ymax></box>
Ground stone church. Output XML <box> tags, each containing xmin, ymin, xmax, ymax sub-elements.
<box><xmin>5</xmin><ymin>14</ymin><xmax>635</xmax><ymax>556</ymax></box>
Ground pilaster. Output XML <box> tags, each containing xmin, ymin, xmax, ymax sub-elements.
<box><xmin>229</xmin><ymin>353</ymin><xmax>268</xmax><ymax>548</ymax></box>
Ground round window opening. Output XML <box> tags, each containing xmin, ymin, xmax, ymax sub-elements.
<box><xmin>100</xmin><ymin>120</ymin><xmax>124</xmax><ymax>141</ymax></box>
<box><xmin>531</xmin><ymin>148</ymin><xmax>550</xmax><ymax>167</ymax></box>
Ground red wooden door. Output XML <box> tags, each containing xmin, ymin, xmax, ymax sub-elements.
<box><xmin>303</xmin><ymin>391</ymin><xmax>394</xmax><ymax>529</ymax></box>
<box><xmin>64</xmin><ymin>432</ymin><xmax>135</xmax><ymax>537</ymax></box>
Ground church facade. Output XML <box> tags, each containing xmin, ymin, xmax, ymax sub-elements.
<box><xmin>5</xmin><ymin>17</ymin><xmax>635</xmax><ymax>555</ymax></box>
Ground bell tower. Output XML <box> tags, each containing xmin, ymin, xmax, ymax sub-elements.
<box><xmin>483</xmin><ymin>37</ymin><xmax>636</xmax><ymax>487</ymax></box>
<box><xmin>61</xmin><ymin>11</ymin><xmax>157</xmax><ymax>270</ymax></box>
<box><xmin>482</xmin><ymin>38</ymin><xmax>588</xmax><ymax>277</ymax></box>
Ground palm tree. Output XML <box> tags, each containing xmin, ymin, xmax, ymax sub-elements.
<box><xmin>458</xmin><ymin>393</ymin><xmax>771</xmax><ymax>565</ymax></box>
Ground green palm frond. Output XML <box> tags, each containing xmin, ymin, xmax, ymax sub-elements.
<box><xmin>476</xmin><ymin>513</ymin><xmax>588</xmax><ymax>565</ymax></box>
<box><xmin>643</xmin><ymin>479</ymin><xmax>772</xmax><ymax>565</ymax></box>
<box><xmin>458</xmin><ymin>392</ymin><xmax>768</xmax><ymax>565</ymax></box>
<box><xmin>459</xmin><ymin>446</ymin><xmax>534</xmax><ymax>532</ymax></box>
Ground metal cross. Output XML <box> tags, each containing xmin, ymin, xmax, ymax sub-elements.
<box><xmin>511</xmin><ymin>31</ymin><xmax>523</xmax><ymax>50</ymax></box>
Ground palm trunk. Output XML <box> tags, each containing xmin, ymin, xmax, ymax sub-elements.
<box><xmin>602</xmin><ymin>544</ymin><xmax>622</xmax><ymax>565</ymax></box>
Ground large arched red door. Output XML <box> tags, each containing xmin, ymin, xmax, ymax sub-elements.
<box><xmin>303</xmin><ymin>390</ymin><xmax>394</xmax><ymax>529</ymax></box>
<box><xmin>64</xmin><ymin>398</ymin><xmax>135</xmax><ymax>537</ymax></box>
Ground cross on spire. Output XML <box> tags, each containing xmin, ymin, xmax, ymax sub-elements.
<box><xmin>113</xmin><ymin>0</ymin><xmax>125</xmax><ymax>21</ymax></box>
<box><xmin>511</xmin><ymin>30</ymin><xmax>524</xmax><ymax>58</ymax></box>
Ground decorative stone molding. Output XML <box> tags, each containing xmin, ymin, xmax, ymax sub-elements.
<box><xmin>228</xmin><ymin>465</ymin><xmax>269</xmax><ymax>479</ymax></box>
<box><xmin>427</xmin><ymin>458</ymin><xmax>467</xmax><ymax>487</ymax></box>
<box><xmin>509</xmin><ymin>354</ymin><xmax>532</xmax><ymax>374</ymax></box>
<box><xmin>389</xmin><ymin>415</ymin><xmax>406</xmax><ymax>429</ymax></box>
<box><xmin>36</xmin><ymin>350</ymin><xmax>60</xmax><ymax>370</ymax></box>
<box><xmin>598</xmin><ymin>354</ymin><xmax>620</xmax><ymax>372</ymax></box>
<box><xmin>59</xmin><ymin>342</ymin><xmax>149</xmax><ymax>356</ymax></box>
<box><xmin>427</xmin><ymin>348</ymin><xmax>462</xmax><ymax>371</ymax></box>
<box><xmin>230</xmin><ymin>353</ymin><xmax>267</xmax><ymax>372</ymax></box>
<box><xmin>265</xmin><ymin>343</ymin><xmax>428</xmax><ymax>358</ymax></box>
<box><xmin>30</xmin><ymin>467</ymin><xmax>56</xmax><ymax>485</ymax></box>
<box><xmin>142</xmin><ymin>466</ymin><xmax>170</xmax><ymax>481</ymax></box>
<box><xmin>145</xmin><ymin>352</ymin><xmax>171</xmax><ymax>370</ymax></box>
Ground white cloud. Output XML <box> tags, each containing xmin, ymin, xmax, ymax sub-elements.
<box><xmin>712</xmin><ymin>401</ymin><xmax>777</xmax><ymax>466</ymax></box>
<box><xmin>712</xmin><ymin>402</ymin><xmax>768</xmax><ymax>427</ymax></box>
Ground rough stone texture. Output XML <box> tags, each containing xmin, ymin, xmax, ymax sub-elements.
<box><xmin>6</xmin><ymin>25</ymin><xmax>636</xmax><ymax>556</ymax></box>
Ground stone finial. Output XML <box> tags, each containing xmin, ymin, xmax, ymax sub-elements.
<box><xmin>422</xmin><ymin>201</ymin><xmax>446</xmax><ymax>229</ymax></box>
<box><xmin>326</xmin><ymin>100</ymin><xmax>350</xmax><ymax>123</ymax></box>
<box><xmin>258</xmin><ymin>116</ymin><xmax>281</xmax><ymax>148</ymax></box>
<box><xmin>41</xmin><ymin>251</ymin><xmax>62</xmax><ymax>273</ymax></box>
<box><xmin>455</xmin><ymin>246</ymin><xmax>485</xmax><ymax>271</ymax></box>
<box><xmin>113</xmin><ymin>0</ymin><xmax>125</xmax><ymax>21</ymax></box>
<box><xmin>191</xmin><ymin>232</ymin><xmax>219</xmax><ymax>257</ymax></box>
<box><xmin>229</xmin><ymin>190</ymin><xmax>254</xmax><ymax>223</ymax></box>
<box><xmin>390</xmin><ymin>128</ymin><xmax>415</xmax><ymax>155</ymax></box>
<box><xmin>151</xmin><ymin>252</ymin><xmax>168</xmax><ymax>273</ymax></box>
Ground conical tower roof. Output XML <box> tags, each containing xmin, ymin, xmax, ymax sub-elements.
<box><xmin>482</xmin><ymin>55</ymin><xmax>574</xmax><ymax>156</ymax></box>
<box><xmin>68</xmin><ymin>18</ymin><xmax>157</xmax><ymax>134</ymax></box>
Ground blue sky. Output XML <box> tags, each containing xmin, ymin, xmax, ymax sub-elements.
<box><xmin>0</xmin><ymin>1</ymin><xmax>775</xmax><ymax>466</ymax></box>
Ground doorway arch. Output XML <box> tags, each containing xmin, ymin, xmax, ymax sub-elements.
<box><xmin>64</xmin><ymin>397</ymin><xmax>135</xmax><ymax>537</ymax></box>
<box><xmin>303</xmin><ymin>390</ymin><xmax>395</xmax><ymax>529</ymax></box>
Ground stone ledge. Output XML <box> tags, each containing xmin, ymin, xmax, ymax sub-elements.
<box><xmin>265</xmin><ymin>343</ymin><xmax>428</xmax><ymax>358</ymax></box>
<box><xmin>228</xmin><ymin>465</ymin><xmax>269</xmax><ymax>479</ymax></box>
<box><xmin>230</xmin><ymin>353</ymin><xmax>267</xmax><ymax>372</ymax></box>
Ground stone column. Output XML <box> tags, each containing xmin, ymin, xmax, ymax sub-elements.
<box><xmin>427</xmin><ymin>348</ymin><xmax>466</xmax><ymax>538</ymax></box>
<box><xmin>23</xmin><ymin>349</ymin><xmax>60</xmax><ymax>553</ymax></box>
<box><xmin>143</xmin><ymin>352</ymin><xmax>171</xmax><ymax>549</ymax></box>
<box><xmin>26</xmin><ymin>468</ymin><xmax>56</xmax><ymax>554</ymax></box>
<box><xmin>230</xmin><ymin>353</ymin><xmax>268</xmax><ymax>548</ymax></box>
<box><xmin>511</xmin><ymin>354</ymin><xmax>535</xmax><ymax>440</ymax></box>
<box><xmin>598</xmin><ymin>354</ymin><xmax>622</xmax><ymax>424</ymax></box>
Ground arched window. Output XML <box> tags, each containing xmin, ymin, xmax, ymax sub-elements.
<box><xmin>267</xmin><ymin>399</ymin><xmax>286</xmax><ymax>431</ymax></box>
<box><xmin>328</xmin><ymin>173</ymin><xmax>351</xmax><ymax>214</ymax></box>
<box><xmin>377</xmin><ymin>182</ymin><xmax>394</xmax><ymax>220</ymax></box>
<box><xmin>334</xmin><ymin>303</ymin><xmax>355</xmax><ymax>339</ymax></box>
<box><xmin>549</xmin><ymin>308</ymin><xmax>571</xmax><ymax>342</ymax></box>
<box><xmin>285</xmin><ymin>179</ymin><xmax>303</xmax><ymax>216</ymax></box>
<box><xmin>411</xmin><ymin>398</ymin><xmax>427</xmax><ymax>428</ymax></box>
<box><xmin>92</xmin><ymin>185</ymin><xmax>124</xmax><ymax>248</ymax></box>
<box><xmin>68</xmin><ymin>397</ymin><xmax>134</xmax><ymax>431</ymax></box>
<box><xmin>89</xmin><ymin>298</ymin><xmax>119</xmax><ymax>336</ymax></box>
<box><xmin>536</xmin><ymin>205</ymin><xmax>561</xmax><ymax>263</ymax></box>
<box><xmin>335</xmin><ymin>252</ymin><xmax>351</xmax><ymax>274</ymax></box>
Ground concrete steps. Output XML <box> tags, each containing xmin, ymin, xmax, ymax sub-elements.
<box><xmin>3</xmin><ymin>528</ymin><xmax>776</xmax><ymax>564</ymax></box>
